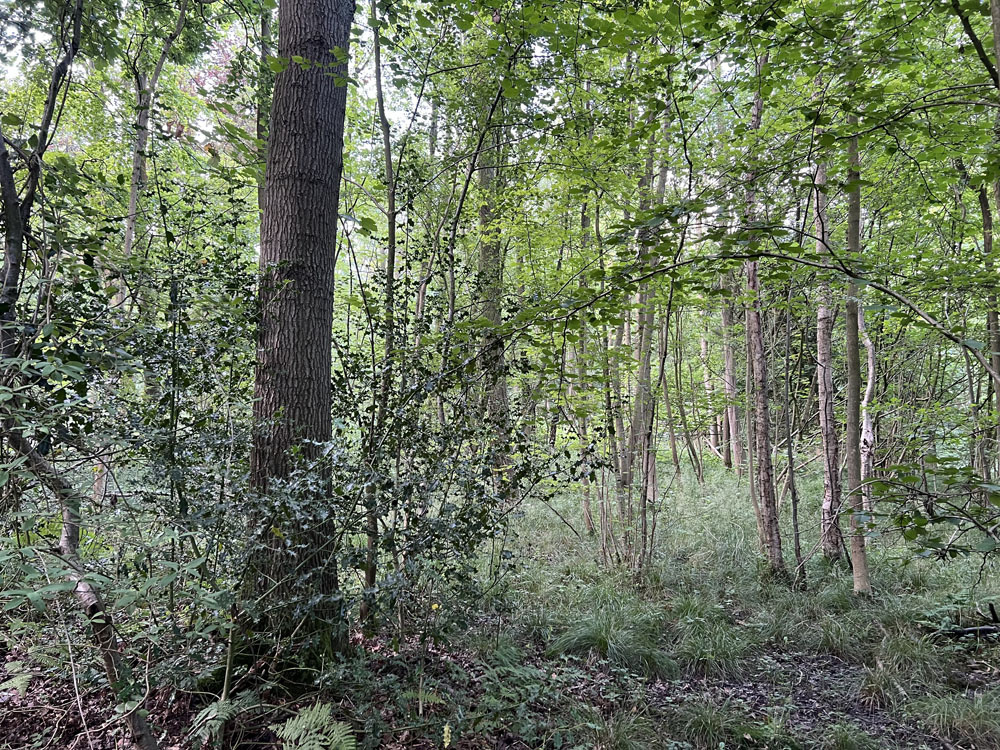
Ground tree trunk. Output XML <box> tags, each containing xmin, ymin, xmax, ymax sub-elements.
<box><xmin>249</xmin><ymin>0</ymin><xmax>353</xmax><ymax>641</ymax></box>
<box><xmin>721</xmin><ymin>299</ymin><xmax>744</xmax><ymax>471</ymax></box>
<box><xmin>859</xmin><ymin>307</ymin><xmax>877</xmax><ymax>513</ymax></box>
<box><xmin>746</xmin><ymin>262</ymin><xmax>786</xmax><ymax>577</ymax></box>
<box><xmin>815</xmin><ymin>159</ymin><xmax>843</xmax><ymax>562</ymax></box>
<box><xmin>845</xmin><ymin>123</ymin><xmax>871</xmax><ymax>594</ymax></box>
<box><xmin>0</xmin><ymin>5</ymin><xmax>158</xmax><ymax>743</ymax></box>
<box><xmin>784</xmin><ymin>290</ymin><xmax>805</xmax><ymax>584</ymax></box>
<box><xmin>989</xmin><ymin>0</ymin><xmax>1000</xmax><ymax>473</ymax></box>
<box><xmin>700</xmin><ymin>325</ymin><xmax>719</xmax><ymax>453</ymax></box>
<box><xmin>742</xmin><ymin>53</ymin><xmax>785</xmax><ymax>577</ymax></box>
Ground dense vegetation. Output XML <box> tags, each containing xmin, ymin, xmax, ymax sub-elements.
<box><xmin>2</xmin><ymin>0</ymin><xmax>1000</xmax><ymax>747</ymax></box>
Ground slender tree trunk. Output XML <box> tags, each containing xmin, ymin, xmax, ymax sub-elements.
<box><xmin>742</xmin><ymin>53</ymin><xmax>785</xmax><ymax>577</ymax></box>
<box><xmin>721</xmin><ymin>299</ymin><xmax>744</xmax><ymax>471</ymax></box>
<box><xmin>122</xmin><ymin>1</ymin><xmax>187</xmax><ymax>267</ymax></box>
<box><xmin>784</xmin><ymin>290</ymin><xmax>805</xmax><ymax>584</ymax></box>
<box><xmin>478</xmin><ymin>129</ymin><xmax>509</xmax><ymax>455</ymax></box>
<box><xmin>675</xmin><ymin>311</ymin><xmax>702</xmax><ymax>482</ymax></box>
<box><xmin>859</xmin><ymin>307</ymin><xmax>877</xmax><ymax>513</ymax></box>
<box><xmin>815</xmin><ymin>159</ymin><xmax>844</xmax><ymax>562</ymax></box>
<box><xmin>974</xmin><ymin>184</ymin><xmax>999</xmax><ymax>480</ymax></box>
<box><xmin>845</xmin><ymin>123</ymin><xmax>871</xmax><ymax>594</ymax></box>
<box><xmin>989</xmin><ymin>0</ymin><xmax>1000</xmax><ymax>474</ymax></box>
<box><xmin>96</xmin><ymin>0</ymin><xmax>188</xmax><ymax>503</ymax></box>
<box><xmin>746</xmin><ymin>262</ymin><xmax>785</xmax><ymax>576</ymax></box>
<box><xmin>578</xmin><ymin>200</ymin><xmax>595</xmax><ymax>534</ymax></box>
<box><xmin>0</xmin><ymin>5</ymin><xmax>158</xmax><ymax>745</ymax></box>
<box><xmin>359</xmin><ymin>0</ymin><xmax>398</xmax><ymax>628</ymax></box>
<box><xmin>700</xmin><ymin>324</ymin><xmax>719</xmax><ymax>453</ymax></box>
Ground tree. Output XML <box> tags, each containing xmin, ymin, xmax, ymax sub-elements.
<box><xmin>249</xmin><ymin>0</ymin><xmax>354</xmax><ymax>641</ymax></box>
<box><xmin>742</xmin><ymin>52</ymin><xmax>786</xmax><ymax>578</ymax></box>
<box><xmin>845</xmin><ymin>120</ymin><xmax>871</xmax><ymax>595</ymax></box>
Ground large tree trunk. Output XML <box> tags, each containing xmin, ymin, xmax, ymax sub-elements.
<box><xmin>815</xmin><ymin>159</ymin><xmax>844</xmax><ymax>562</ymax></box>
<box><xmin>249</xmin><ymin>0</ymin><xmax>353</xmax><ymax>640</ymax></box>
<box><xmin>845</xmin><ymin>123</ymin><xmax>871</xmax><ymax>594</ymax></box>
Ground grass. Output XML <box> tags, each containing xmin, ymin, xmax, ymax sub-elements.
<box><xmin>588</xmin><ymin>706</ymin><xmax>659</xmax><ymax>750</ymax></box>
<box><xmin>908</xmin><ymin>689</ymin><xmax>1000</xmax><ymax>746</ymax></box>
<box><xmin>675</xmin><ymin>698</ymin><xmax>752</xmax><ymax>748</ymax></box>
<box><xmin>672</xmin><ymin>698</ymin><xmax>800</xmax><ymax>749</ymax></box>
<box><xmin>467</xmin><ymin>463</ymin><xmax>1000</xmax><ymax>749</ymax></box>
<box><xmin>815</xmin><ymin>722</ymin><xmax>878</xmax><ymax>750</ymax></box>
<box><xmin>673</xmin><ymin>619</ymin><xmax>760</xmax><ymax>678</ymax></box>
<box><xmin>547</xmin><ymin>594</ymin><xmax>678</xmax><ymax>679</ymax></box>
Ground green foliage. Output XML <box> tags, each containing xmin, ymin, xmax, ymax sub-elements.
<box><xmin>815</xmin><ymin>723</ymin><xmax>878</xmax><ymax>750</ymax></box>
<box><xmin>907</xmin><ymin>690</ymin><xmax>1000</xmax><ymax>747</ymax></box>
<box><xmin>548</xmin><ymin>597</ymin><xmax>677</xmax><ymax>679</ymax></box>
<box><xmin>8</xmin><ymin>0</ymin><xmax>1000</xmax><ymax>746</ymax></box>
<box><xmin>270</xmin><ymin>703</ymin><xmax>356</xmax><ymax>750</ymax></box>
<box><xmin>188</xmin><ymin>692</ymin><xmax>264</xmax><ymax>750</ymax></box>
<box><xmin>0</xmin><ymin>661</ymin><xmax>31</xmax><ymax>697</ymax></box>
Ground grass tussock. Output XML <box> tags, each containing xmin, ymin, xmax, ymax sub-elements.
<box><xmin>815</xmin><ymin>723</ymin><xmax>878</xmax><ymax>750</ymax></box>
<box><xmin>908</xmin><ymin>689</ymin><xmax>1000</xmax><ymax>746</ymax></box>
<box><xmin>547</xmin><ymin>595</ymin><xmax>678</xmax><ymax>679</ymax></box>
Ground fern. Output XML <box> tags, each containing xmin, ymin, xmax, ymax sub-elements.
<box><xmin>270</xmin><ymin>703</ymin><xmax>356</xmax><ymax>750</ymax></box>
<box><xmin>0</xmin><ymin>661</ymin><xmax>31</xmax><ymax>697</ymax></box>
<box><xmin>187</xmin><ymin>691</ymin><xmax>262</xmax><ymax>750</ymax></box>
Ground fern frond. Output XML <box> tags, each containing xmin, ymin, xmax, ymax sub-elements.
<box><xmin>270</xmin><ymin>703</ymin><xmax>356</xmax><ymax>750</ymax></box>
<box><xmin>187</xmin><ymin>691</ymin><xmax>262</xmax><ymax>750</ymax></box>
<box><xmin>0</xmin><ymin>673</ymin><xmax>31</xmax><ymax>697</ymax></box>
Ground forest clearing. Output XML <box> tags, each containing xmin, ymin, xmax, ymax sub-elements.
<box><xmin>2</xmin><ymin>0</ymin><xmax>1000</xmax><ymax>748</ymax></box>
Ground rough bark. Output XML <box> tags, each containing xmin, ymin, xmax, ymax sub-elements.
<box><xmin>249</xmin><ymin>0</ymin><xmax>353</xmax><ymax>638</ymax></box>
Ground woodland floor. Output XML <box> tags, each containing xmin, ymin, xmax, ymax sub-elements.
<box><xmin>2</xmin><ymin>467</ymin><xmax>999</xmax><ymax>749</ymax></box>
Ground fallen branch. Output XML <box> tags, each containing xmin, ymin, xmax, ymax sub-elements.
<box><xmin>933</xmin><ymin>624</ymin><xmax>1000</xmax><ymax>639</ymax></box>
